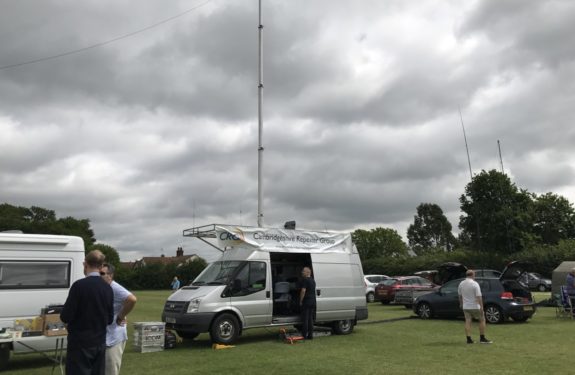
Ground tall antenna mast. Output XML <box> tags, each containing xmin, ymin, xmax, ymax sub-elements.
<box><xmin>459</xmin><ymin>106</ymin><xmax>473</xmax><ymax>180</ymax></box>
<box><xmin>497</xmin><ymin>139</ymin><xmax>505</xmax><ymax>174</ymax></box>
<box><xmin>257</xmin><ymin>0</ymin><xmax>264</xmax><ymax>227</ymax></box>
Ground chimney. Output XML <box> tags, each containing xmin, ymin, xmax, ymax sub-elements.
<box><xmin>176</xmin><ymin>247</ymin><xmax>184</xmax><ymax>257</ymax></box>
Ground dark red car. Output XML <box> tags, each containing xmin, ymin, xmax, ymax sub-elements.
<box><xmin>375</xmin><ymin>276</ymin><xmax>437</xmax><ymax>304</ymax></box>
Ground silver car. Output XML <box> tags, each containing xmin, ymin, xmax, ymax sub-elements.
<box><xmin>364</xmin><ymin>274</ymin><xmax>389</xmax><ymax>303</ymax></box>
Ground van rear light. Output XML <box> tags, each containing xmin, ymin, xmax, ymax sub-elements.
<box><xmin>500</xmin><ymin>292</ymin><xmax>513</xmax><ymax>300</ymax></box>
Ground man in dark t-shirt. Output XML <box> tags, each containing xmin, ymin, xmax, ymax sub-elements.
<box><xmin>299</xmin><ymin>267</ymin><xmax>316</xmax><ymax>340</ymax></box>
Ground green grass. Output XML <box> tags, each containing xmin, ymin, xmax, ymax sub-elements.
<box><xmin>4</xmin><ymin>291</ymin><xmax>572</xmax><ymax>375</ymax></box>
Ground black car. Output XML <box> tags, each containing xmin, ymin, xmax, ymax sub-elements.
<box><xmin>413</xmin><ymin>261</ymin><xmax>536</xmax><ymax>324</ymax></box>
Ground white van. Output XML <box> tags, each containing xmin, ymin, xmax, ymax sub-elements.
<box><xmin>162</xmin><ymin>224</ymin><xmax>368</xmax><ymax>344</ymax></box>
<box><xmin>0</xmin><ymin>233</ymin><xmax>85</xmax><ymax>370</ymax></box>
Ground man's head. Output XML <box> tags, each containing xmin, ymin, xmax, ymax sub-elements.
<box><xmin>100</xmin><ymin>263</ymin><xmax>115</xmax><ymax>284</ymax></box>
<box><xmin>466</xmin><ymin>269</ymin><xmax>475</xmax><ymax>279</ymax></box>
<box><xmin>571</xmin><ymin>267</ymin><xmax>575</xmax><ymax>275</ymax></box>
<box><xmin>302</xmin><ymin>267</ymin><xmax>312</xmax><ymax>278</ymax></box>
<box><xmin>84</xmin><ymin>250</ymin><xmax>106</xmax><ymax>274</ymax></box>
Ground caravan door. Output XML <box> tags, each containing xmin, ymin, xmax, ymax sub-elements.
<box><xmin>228</xmin><ymin>261</ymin><xmax>272</xmax><ymax>327</ymax></box>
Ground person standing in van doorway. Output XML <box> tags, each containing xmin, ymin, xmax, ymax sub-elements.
<box><xmin>101</xmin><ymin>263</ymin><xmax>137</xmax><ymax>375</ymax></box>
<box><xmin>299</xmin><ymin>267</ymin><xmax>316</xmax><ymax>340</ymax></box>
<box><xmin>457</xmin><ymin>270</ymin><xmax>492</xmax><ymax>344</ymax></box>
<box><xmin>170</xmin><ymin>276</ymin><xmax>180</xmax><ymax>291</ymax></box>
<box><xmin>61</xmin><ymin>250</ymin><xmax>114</xmax><ymax>375</ymax></box>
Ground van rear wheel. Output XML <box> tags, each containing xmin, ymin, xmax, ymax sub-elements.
<box><xmin>210</xmin><ymin>313</ymin><xmax>240</xmax><ymax>344</ymax></box>
<box><xmin>332</xmin><ymin>319</ymin><xmax>354</xmax><ymax>335</ymax></box>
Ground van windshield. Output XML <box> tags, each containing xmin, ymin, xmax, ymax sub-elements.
<box><xmin>191</xmin><ymin>261</ymin><xmax>243</xmax><ymax>286</ymax></box>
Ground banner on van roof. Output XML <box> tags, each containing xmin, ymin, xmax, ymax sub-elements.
<box><xmin>215</xmin><ymin>225</ymin><xmax>352</xmax><ymax>253</ymax></box>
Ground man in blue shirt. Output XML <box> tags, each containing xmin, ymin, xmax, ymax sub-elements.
<box><xmin>61</xmin><ymin>250</ymin><xmax>114</xmax><ymax>375</ymax></box>
<box><xmin>101</xmin><ymin>264</ymin><xmax>137</xmax><ymax>375</ymax></box>
<box><xmin>170</xmin><ymin>276</ymin><xmax>180</xmax><ymax>291</ymax></box>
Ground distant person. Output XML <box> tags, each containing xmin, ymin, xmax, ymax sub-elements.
<box><xmin>566</xmin><ymin>268</ymin><xmax>575</xmax><ymax>303</ymax></box>
<box><xmin>101</xmin><ymin>264</ymin><xmax>137</xmax><ymax>375</ymax></box>
<box><xmin>457</xmin><ymin>270</ymin><xmax>492</xmax><ymax>344</ymax></box>
<box><xmin>171</xmin><ymin>276</ymin><xmax>180</xmax><ymax>291</ymax></box>
<box><xmin>61</xmin><ymin>250</ymin><xmax>114</xmax><ymax>375</ymax></box>
<box><xmin>298</xmin><ymin>267</ymin><xmax>316</xmax><ymax>340</ymax></box>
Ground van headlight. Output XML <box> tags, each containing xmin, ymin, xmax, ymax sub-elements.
<box><xmin>187</xmin><ymin>298</ymin><xmax>201</xmax><ymax>313</ymax></box>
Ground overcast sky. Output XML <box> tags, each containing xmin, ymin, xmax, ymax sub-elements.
<box><xmin>1</xmin><ymin>0</ymin><xmax>574</xmax><ymax>262</ymax></box>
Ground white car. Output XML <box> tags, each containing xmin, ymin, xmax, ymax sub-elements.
<box><xmin>364</xmin><ymin>274</ymin><xmax>390</xmax><ymax>303</ymax></box>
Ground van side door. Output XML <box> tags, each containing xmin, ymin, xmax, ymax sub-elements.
<box><xmin>227</xmin><ymin>261</ymin><xmax>272</xmax><ymax>327</ymax></box>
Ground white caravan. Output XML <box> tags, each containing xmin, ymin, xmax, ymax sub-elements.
<box><xmin>162</xmin><ymin>224</ymin><xmax>368</xmax><ymax>344</ymax></box>
<box><xmin>0</xmin><ymin>233</ymin><xmax>85</xmax><ymax>370</ymax></box>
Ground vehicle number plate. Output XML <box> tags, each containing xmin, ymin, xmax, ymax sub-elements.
<box><xmin>523</xmin><ymin>306</ymin><xmax>533</xmax><ymax>311</ymax></box>
<box><xmin>165</xmin><ymin>317</ymin><xmax>176</xmax><ymax>323</ymax></box>
<box><xmin>378</xmin><ymin>290</ymin><xmax>387</xmax><ymax>295</ymax></box>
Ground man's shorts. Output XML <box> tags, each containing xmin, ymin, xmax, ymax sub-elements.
<box><xmin>463</xmin><ymin>309</ymin><xmax>483</xmax><ymax>320</ymax></box>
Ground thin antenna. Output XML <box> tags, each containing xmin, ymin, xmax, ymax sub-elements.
<box><xmin>497</xmin><ymin>140</ymin><xmax>505</xmax><ymax>174</ymax></box>
<box><xmin>257</xmin><ymin>0</ymin><xmax>264</xmax><ymax>227</ymax></box>
<box><xmin>459</xmin><ymin>106</ymin><xmax>473</xmax><ymax>180</ymax></box>
<box><xmin>192</xmin><ymin>200</ymin><xmax>196</xmax><ymax>227</ymax></box>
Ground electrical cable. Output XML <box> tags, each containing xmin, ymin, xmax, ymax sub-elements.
<box><xmin>0</xmin><ymin>0</ymin><xmax>213</xmax><ymax>71</ymax></box>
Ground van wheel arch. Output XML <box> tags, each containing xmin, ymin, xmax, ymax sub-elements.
<box><xmin>210</xmin><ymin>312</ymin><xmax>242</xmax><ymax>344</ymax></box>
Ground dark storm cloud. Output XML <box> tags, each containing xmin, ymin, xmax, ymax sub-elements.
<box><xmin>1</xmin><ymin>0</ymin><xmax>574</xmax><ymax>260</ymax></box>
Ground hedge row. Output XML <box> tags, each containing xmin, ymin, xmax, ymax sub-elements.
<box><xmin>362</xmin><ymin>239</ymin><xmax>575</xmax><ymax>278</ymax></box>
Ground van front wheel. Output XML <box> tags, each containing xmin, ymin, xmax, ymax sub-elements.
<box><xmin>332</xmin><ymin>319</ymin><xmax>354</xmax><ymax>335</ymax></box>
<box><xmin>210</xmin><ymin>313</ymin><xmax>240</xmax><ymax>344</ymax></box>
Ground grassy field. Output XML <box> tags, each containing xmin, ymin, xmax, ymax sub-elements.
<box><xmin>4</xmin><ymin>291</ymin><xmax>572</xmax><ymax>375</ymax></box>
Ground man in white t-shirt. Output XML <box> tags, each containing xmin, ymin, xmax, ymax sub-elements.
<box><xmin>457</xmin><ymin>270</ymin><xmax>492</xmax><ymax>344</ymax></box>
<box><xmin>101</xmin><ymin>263</ymin><xmax>138</xmax><ymax>374</ymax></box>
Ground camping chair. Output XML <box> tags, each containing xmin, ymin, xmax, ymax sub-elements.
<box><xmin>274</xmin><ymin>282</ymin><xmax>292</xmax><ymax>315</ymax></box>
<box><xmin>556</xmin><ymin>286</ymin><xmax>574</xmax><ymax>319</ymax></box>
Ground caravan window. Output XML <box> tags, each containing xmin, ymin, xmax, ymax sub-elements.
<box><xmin>0</xmin><ymin>260</ymin><xmax>71</xmax><ymax>289</ymax></box>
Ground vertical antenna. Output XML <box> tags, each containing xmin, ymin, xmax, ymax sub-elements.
<box><xmin>257</xmin><ymin>0</ymin><xmax>264</xmax><ymax>227</ymax></box>
<box><xmin>192</xmin><ymin>200</ymin><xmax>195</xmax><ymax>227</ymax></box>
<box><xmin>459</xmin><ymin>106</ymin><xmax>473</xmax><ymax>180</ymax></box>
<box><xmin>497</xmin><ymin>139</ymin><xmax>505</xmax><ymax>174</ymax></box>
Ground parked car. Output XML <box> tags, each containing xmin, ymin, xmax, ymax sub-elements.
<box><xmin>364</xmin><ymin>274</ymin><xmax>390</xmax><ymax>303</ymax></box>
<box><xmin>413</xmin><ymin>261</ymin><xmax>536</xmax><ymax>324</ymax></box>
<box><xmin>375</xmin><ymin>276</ymin><xmax>437</xmax><ymax>304</ymax></box>
<box><xmin>395</xmin><ymin>263</ymin><xmax>468</xmax><ymax>308</ymax></box>
<box><xmin>474</xmin><ymin>269</ymin><xmax>502</xmax><ymax>278</ymax></box>
<box><xmin>519</xmin><ymin>272</ymin><xmax>551</xmax><ymax>292</ymax></box>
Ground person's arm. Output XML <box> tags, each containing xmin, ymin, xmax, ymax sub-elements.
<box><xmin>60</xmin><ymin>283</ymin><xmax>78</xmax><ymax>324</ymax></box>
<box><xmin>299</xmin><ymin>287</ymin><xmax>306</xmax><ymax>306</ymax></box>
<box><xmin>116</xmin><ymin>294</ymin><xmax>137</xmax><ymax>326</ymax></box>
<box><xmin>475</xmin><ymin>285</ymin><xmax>484</xmax><ymax>311</ymax></box>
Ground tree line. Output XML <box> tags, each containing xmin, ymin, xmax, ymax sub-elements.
<box><xmin>355</xmin><ymin>169</ymin><xmax>575</xmax><ymax>277</ymax></box>
<box><xmin>0</xmin><ymin>203</ymin><xmax>206</xmax><ymax>290</ymax></box>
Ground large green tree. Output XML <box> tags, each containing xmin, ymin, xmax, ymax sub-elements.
<box><xmin>532</xmin><ymin>192</ymin><xmax>575</xmax><ymax>245</ymax></box>
<box><xmin>459</xmin><ymin>170</ymin><xmax>534</xmax><ymax>253</ymax></box>
<box><xmin>352</xmin><ymin>227</ymin><xmax>409</xmax><ymax>260</ymax></box>
<box><xmin>407</xmin><ymin>203</ymin><xmax>456</xmax><ymax>255</ymax></box>
<box><xmin>0</xmin><ymin>203</ymin><xmax>96</xmax><ymax>247</ymax></box>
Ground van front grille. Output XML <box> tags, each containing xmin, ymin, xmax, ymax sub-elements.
<box><xmin>164</xmin><ymin>301</ymin><xmax>187</xmax><ymax>314</ymax></box>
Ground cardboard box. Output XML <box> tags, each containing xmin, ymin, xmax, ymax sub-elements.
<box><xmin>15</xmin><ymin>317</ymin><xmax>44</xmax><ymax>332</ymax></box>
<box><xmin>43</xmin><ymin>314</ymin><xmax>67</xmax><ymax>337</ymax></box>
